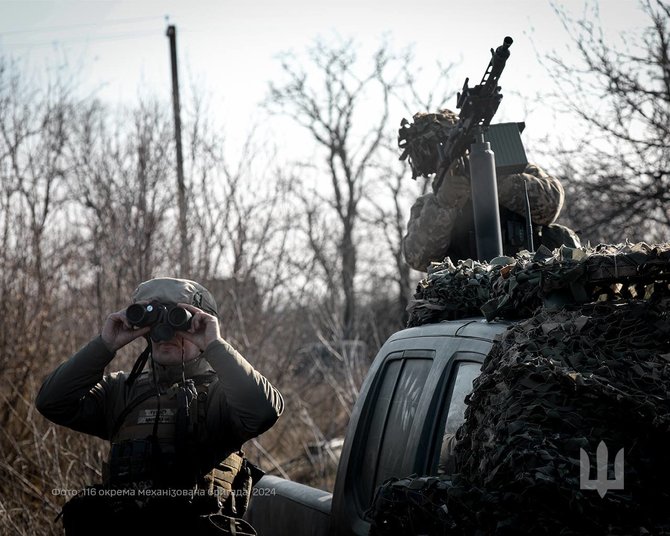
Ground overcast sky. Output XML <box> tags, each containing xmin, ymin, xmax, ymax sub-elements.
<box><xmin>0</xmin><ymin>0</ymin><xmax>650</xmax><ymax>161</ymax></box>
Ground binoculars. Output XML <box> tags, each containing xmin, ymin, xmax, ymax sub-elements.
<box><xmin>126</xmin><ymin>301</ymin><xmax>192</xmax><ymax>342</ymax></box>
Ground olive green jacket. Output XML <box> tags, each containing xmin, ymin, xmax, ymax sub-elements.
<box><xmin>36</xmin><ymin>336</ymin><xmax>283</xmax><ymax>450</ymax></box>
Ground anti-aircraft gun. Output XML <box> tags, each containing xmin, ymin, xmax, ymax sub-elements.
<box><xmin>399</xmin><ymin>35</ymin><xmax>534</xmax><ymax>261</ymax></box>
<box><xmin>436</xmin><ymin>37</ymin><xmax>512</xmax><ymax>171</ymax></box>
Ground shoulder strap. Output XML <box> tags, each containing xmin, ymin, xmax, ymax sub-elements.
<box><xmin>125</xmin><ymin>343</ymin><xmax>152</xmax><ymax>387</ymax></box>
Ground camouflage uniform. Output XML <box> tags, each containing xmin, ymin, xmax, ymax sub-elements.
<box><xmin>400</xmin><ymin>110</ymin><xmax>580</xmax><ymax>271</ymax></box>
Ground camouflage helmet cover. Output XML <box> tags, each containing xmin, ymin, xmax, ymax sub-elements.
<box><xmin>398</xmin><ymin>108</ymin><xmax>460</xmax><ymax>179</ymax></box>
<box><xmin>131</xmin><ymin>277</ymin><xmax>218</xmax><ymax>317</ymax></box>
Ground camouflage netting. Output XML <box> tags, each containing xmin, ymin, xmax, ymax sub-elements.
<box><xmin>407</xmin><ymin>242</ymin><xmax>670</xmax><ymax>326</ymax></box>
<box><xmin>406</xmin><ymin>256</ymin><xmax>507</xmax><ymax>327</ymax></box>
<box><xmin>369</xmin><ymin>243</ymin><xmax>670</xmax><ymax>535</ymax></box>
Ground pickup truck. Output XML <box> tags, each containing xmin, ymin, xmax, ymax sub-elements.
<box><xmin>246</xmin><ymin>318</ymin><xmax>512</xmax><ymax>536</ymax></box>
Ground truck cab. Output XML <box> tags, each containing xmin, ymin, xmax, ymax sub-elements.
<box><xmin>246</xmin><ymin>318</ymin><xmax>512</xmax><ymax>535</ymax></box>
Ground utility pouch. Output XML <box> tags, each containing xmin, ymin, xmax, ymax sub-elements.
<box><xmin>108</xmin><ymin>438</ymin><xmax>155</xmax><ymax>487</ymax></box>
<box><xmin>231</xmin><ymin>458</ymin><xmax>265</xmax><ymax>517</ymax></box>
<box><xmin>204</xmin><ymin>451</ymin><xmax>244</xmax><ymax>510</ymax></box>
<box><xmin>204</xmin><ymin>452</ymin><xmax>265</xmax><ymax>518</ymax></box>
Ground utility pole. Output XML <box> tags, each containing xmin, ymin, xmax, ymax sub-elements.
<box><xmin>166</xmin><ymin>24</ymin><xmax>190</xmax><ymax>276</ymax></box>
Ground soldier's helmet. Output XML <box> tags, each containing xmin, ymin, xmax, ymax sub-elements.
<box><xmin>398</xmin><ymin>109</ymin><xmax>459</xmax><ymax>179</ymax></box>
<box><xmin>131</xmin><ymin>277</ymin><xmax>218</xmax><ymax>317</ymax></box>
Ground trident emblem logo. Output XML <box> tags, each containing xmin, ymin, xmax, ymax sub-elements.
<box><xmin>579</xmin><ymin>441</ymin><xmax>624</xmax><ymax>498</ymax></box>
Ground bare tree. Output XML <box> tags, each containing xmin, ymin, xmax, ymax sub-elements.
<box><xmin>362</xmin><ymin>160</ymin><xmax>414</xmax><ymax>327</ymax></box>
<box><xmin>542</xmin><ymin>0</ymin><xmax>670</xmax><ymax>243</ymax></box>
<box><xmin>182</xmin><ymin>91</ymin><xmax>302</xmax><ymax>367</ymax></box>
<box><xmin>68</xmin><ymin>97</ymin><xmax>176</xmax><ymax>319</ymax></box>
<box><xmin>267</xmin><ymin>38</ymin><xmax>409</xmax><ymax>340</ymax></box>
<box><xmin>360</xmin><ymin>55</ymin><xmax>456</xmax><ymax>331</ymax></box>
<box><xmin>267</xmin><ymin>37</ymin><xmax>459</xmax><ymax>340</ymax></box>
<box><xmin>0</xmin><ymin>59</ymin><xmax>78</xmax><ymax>390</ymax></box>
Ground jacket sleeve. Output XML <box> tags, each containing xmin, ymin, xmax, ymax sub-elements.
<box><xmin>402</xmin><ymin>196</ymin><xmax>458</xmax><ymax>272</ymax></box>
<box><xmin>497</xmin><ymin>163</ymin><xmax>565</xmax><ymax>225</ymax></box>
<box><xmin>203</xmin><ymin>339</ymin><xmax>284</xmax><ymax>443</ymax></box>
<box><xmin>403</xmin><ymin>172</ymin><xmax>471</xmax><ymax>272</ymax></box>
<box><xmin>35</xmin><ymin>336</ymin><xmax>121</xmax><ymax>440</ymax></box>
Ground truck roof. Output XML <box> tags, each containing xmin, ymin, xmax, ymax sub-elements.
<box><xmin>385</xmin><ymin>317</ymin><xmax>514</xmax><ymax>343</ymax></box>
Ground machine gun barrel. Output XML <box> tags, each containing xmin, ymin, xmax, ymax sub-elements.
<box><xmin>436</xmin><ymin>36</ymin><xmax>513</xmax><ymax>187</ymax></box>
<box><xmin>479</xmin><ymin>36</ymin><xmax>513</xmax><ymax>97</ymax></box>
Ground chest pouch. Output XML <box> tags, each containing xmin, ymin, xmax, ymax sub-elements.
<box><xmin>108</xmin><ymin>438</ymin><xmax>155</xmax><ymax>488</ymax></box>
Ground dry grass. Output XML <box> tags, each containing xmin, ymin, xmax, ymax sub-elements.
<box><xmin>0</xmin><ymin>374</ymin><xmax>106</xmax><ymax>535</ymax></box>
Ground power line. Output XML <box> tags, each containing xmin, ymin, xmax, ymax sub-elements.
<box><xmin>0</xmin><ymin>15</ymin><xmax>163</xmax><ymax>37</ymax></box>
<box><xmin>1</xmin><ymin>29</ymin><xmax>161</xmax><ymax>49</ymax></box>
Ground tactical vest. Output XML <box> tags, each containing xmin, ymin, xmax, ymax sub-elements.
<box><xmin>104</xmin><ymin>371</ymin><xmax>257</xmax><ymax>516</ymax></box>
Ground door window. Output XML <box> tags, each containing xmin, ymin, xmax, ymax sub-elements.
<box><xmin>355</xmin><ymin>352</ymin><xmax>434</xmax><ymax>509</ymax></box>
<box><xmin>436</xmin><ymin>362</ymin><xmax>481</xmax><ymax>475</ymax></box>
